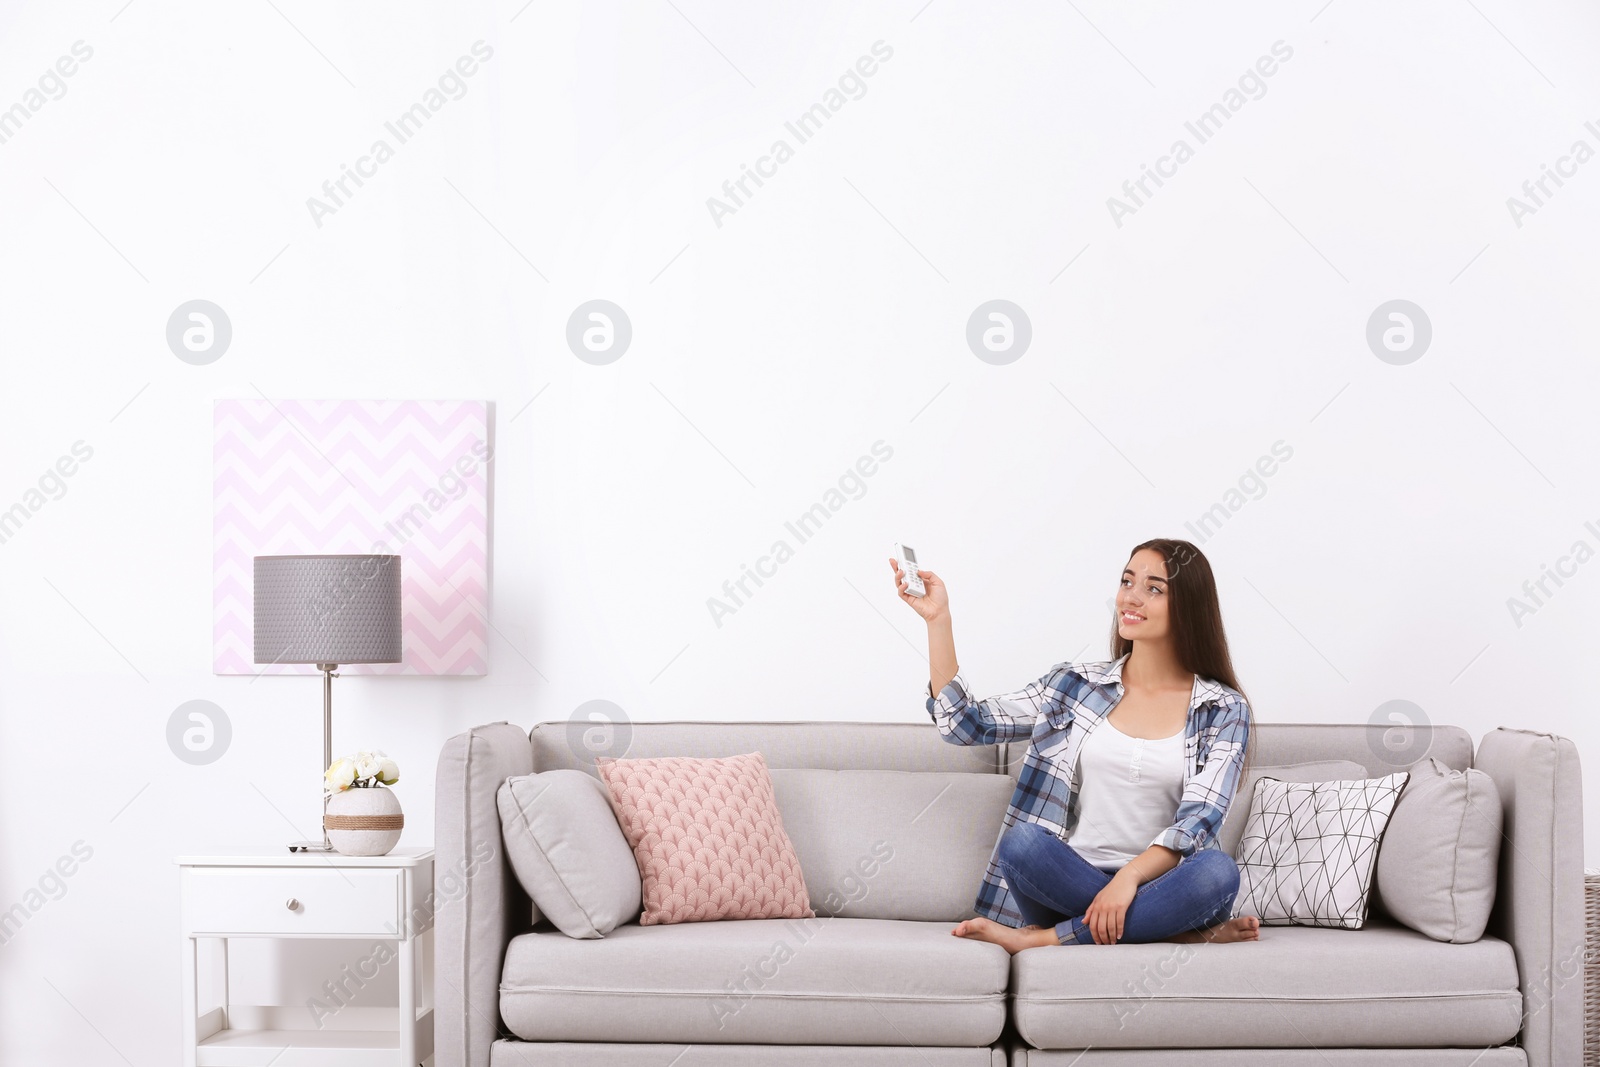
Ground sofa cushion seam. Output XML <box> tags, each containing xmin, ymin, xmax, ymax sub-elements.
<box><xmin>1010</xmin><ymin>990</ymin><xmax>1520</xmax><ymax>1004</ymax></box>
<box><xmin>500</xmin><ymin>986</ymin><xmax>1005</xmax><ymax>1001</ymax></box>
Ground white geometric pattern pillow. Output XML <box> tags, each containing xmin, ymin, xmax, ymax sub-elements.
<box><xmin>1232</xmin><ymin>771</ymin><xmax>1409</xmax><ymax>928</ymax></box>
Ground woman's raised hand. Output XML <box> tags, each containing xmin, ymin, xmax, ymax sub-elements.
<box><xmin>890</xmin><ymin>557</ymin><xmax>949</xmax><ymax>622</ymax></box>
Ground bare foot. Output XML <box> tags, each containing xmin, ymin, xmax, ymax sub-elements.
<box><xmin>1165</xmin><ymin>915</ymin><xmax>1260</xmax><ymax>945</ymax></box>
<box><xmin>951</xmin><ymin>917</ymin><xmax>1057</xmax><ymax>955</ymax></box>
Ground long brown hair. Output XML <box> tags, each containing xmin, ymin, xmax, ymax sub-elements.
<box><xmin>1108</xmin><ymin>538</ymin><xmax>1256</xmax><ymax>788</ymax></box>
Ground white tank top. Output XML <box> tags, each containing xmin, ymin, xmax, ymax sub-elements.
<box><xmin>1066</xmin><ymin>716</ymin><xmax>1187</xmax><ymax>870</ymax></box>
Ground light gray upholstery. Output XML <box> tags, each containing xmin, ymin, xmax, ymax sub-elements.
<box><xmin>1011</xmin><ymin>913</ymin><xmax>1521</xmax><ymax>1049</ymax></box>
<box><xmin>489</xmin><ymin>1042</ymin><xmax>1008</xmax><ymax>1066</ymax></box>
<box><xmin>436</xmin><ymin>722</ymin><xmax>536</xmax><ymax>1065</ymax></box>
<box><xmin>496</xmin><ymin>770</ymin><xmax>641</xmax><ymax>939</ymax></box>
<box><xmin>1015</xmin><ymin>1051</ymin><xmax>1529</xmax><ymax>1065</ymax></box>
<box><xmin>530</xmin><ymin>719</ymin><xmax>1005</xmax><ymax>775</ymax></box>
<box><xmin>432</xmin><ymin>718</ymin><xmax>1582</xmax><ymax>1067</ymax></box>
<box><xmin>1474</xmin><ymin>727</ymin><xmax>1586</xmax><ymax>1067</ymax></box>
<box><xmin>1371</xmin><ymin>757</ymin><xmax>1503</xmax><ymax>943</ymax></box>
<box><xmin>499</xmin><ymin>917</ymin><xmax>1009</xmax><ymax>1045</ymax></box>
<box><xmin>768</xmin><ymin>767</ymin><xmax>1015</xmax><ymax>921</ymax></box>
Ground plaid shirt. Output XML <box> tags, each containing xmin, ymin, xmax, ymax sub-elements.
<box><xmin>924</xmin><ymin>652</ymin><xmax>1251</xmax><ymax>927</ymax></box>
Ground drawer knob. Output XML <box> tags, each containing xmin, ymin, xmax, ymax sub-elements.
<box><xmin>285</xmin><ymin>898</ymin><xmax>300</xmax><ymax>911</ymax></box>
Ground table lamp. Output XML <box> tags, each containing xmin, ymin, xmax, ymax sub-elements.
<box><xmin>253</xmin><ymin>554</ymin><xmax>403</xmax><ymax>852</ymax></box>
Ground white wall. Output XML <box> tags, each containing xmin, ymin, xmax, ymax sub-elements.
<box><xmin>2</xmin><ymin>0</ymin><xmax>1598</xmax><ymax>1061</ymax></box>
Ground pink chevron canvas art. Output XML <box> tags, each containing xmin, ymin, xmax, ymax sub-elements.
<box><xmin>213</xmin><ymin>399</ymin><xmax>490</xmax><ymax>675</ymax></box>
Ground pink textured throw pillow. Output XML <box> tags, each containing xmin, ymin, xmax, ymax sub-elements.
<box><xmin>593</xmin><ymin>751</ymin><xmax>815</xmax><ymax>926</ymax></box>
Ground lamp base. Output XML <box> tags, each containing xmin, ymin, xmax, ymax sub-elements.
<box><xmin>287</xmin><ymin>839</ymin><xmax>336</xmax><ymax>853</ymax></box>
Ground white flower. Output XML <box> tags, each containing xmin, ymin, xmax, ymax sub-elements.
<box><xmin>377</xmin><ymin>757</ymin><xmax>400</xmax><ymax>786</ymax></box>
<box><xmin>324</xmin><ymin>757</ymin><xmax>357</xmax><ymax>794</ymax></box>
<box><xmin>354</xmin><ymin>751</ymin><xmax>382</xmax><ymax>782</ymax></box>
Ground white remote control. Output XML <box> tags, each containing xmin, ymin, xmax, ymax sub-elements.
<box><xmin>893</xmin><ymin>543</ymin><xmax>925</xmax><ymax>597</ymax></box>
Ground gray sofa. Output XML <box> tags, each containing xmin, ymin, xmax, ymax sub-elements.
<box><xmin>434</xmin><ymin>718</ymin><xmax>1584</xmax><ymax>1066</ymax></box>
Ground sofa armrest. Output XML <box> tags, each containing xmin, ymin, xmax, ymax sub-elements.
<box><xmin>434</xmin><ymin>722</ymin><xmax>535</xmax><ymax>1067</ymax></box>
<box><xmin>1473</xmin><ymin>726</ymin><xmax>1585</xmax><ymax>1067</ymax></box>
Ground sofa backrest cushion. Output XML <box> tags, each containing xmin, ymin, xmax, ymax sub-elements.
<box><xmin>1001</xmin><ymin>722</ymin><xmax>1474</xmax><ymax>787</ymax></box>
<box><xmin>766</xmin><ymin>767</ymin><xmax>1015</xmax><ymax>921</ymax></box>
<box><xmin>497</xmin><ymin>770</ymin><xmax>641</xmax><ymax>938</ymax></box>
<box><xmin>1371</xmin><ymin>756</ymin><xmax>1503</xmax><ymax>943</ymax></box>
<box><xmin>530</xmin><ymin>720</ymin><xmax>1002</xmax><ymax>776</ymax></box>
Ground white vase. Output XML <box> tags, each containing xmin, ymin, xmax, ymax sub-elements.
<box><xmin>324</xmin><ymin>785</ymin><xmax>403</xmax><ymax>856</ymax></box>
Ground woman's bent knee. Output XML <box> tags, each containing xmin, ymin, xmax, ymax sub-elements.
<box><xmin>1184</xmin><ymin>848</ymin><xmax>1240</xmax><ymax>898</ymax></box>
<box><xmin>996</xmin><ymin>820</ymin><xmax>1047</xmax><ymax>864</ymax></box>
<box><xmin>998</xmin><ymin>821</ymin><xmax>1065</xmax><ymax>872</ymax></box>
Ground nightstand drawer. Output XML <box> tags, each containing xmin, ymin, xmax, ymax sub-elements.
<box><xmin>182</xmin><ymin>867</ymin><xmax>402</xmax><ymax>936</ymax></box>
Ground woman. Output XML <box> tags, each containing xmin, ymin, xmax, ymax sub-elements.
<box><xmin>891</xmin><ymin>538</ymin><xmax>1262</xmax><ymax>954</ymax></box>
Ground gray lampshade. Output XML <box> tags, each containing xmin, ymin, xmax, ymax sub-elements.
<box><xmin>253</xmin><ymin>554</ymin><xmax>403</xmax><ymax>665</ymax></box>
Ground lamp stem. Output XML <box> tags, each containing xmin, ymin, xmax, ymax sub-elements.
<box><xmin>320</xmin><ymin>663</ymin><xmax>337</xmax><ymax>850</ymax></box>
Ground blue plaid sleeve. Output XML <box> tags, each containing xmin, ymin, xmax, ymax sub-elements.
<box><xmin>1149</xmin><ymin>695</ymin><xmax>1251</xmax><ymax>856</ymax></box>
<box><xmin>925</xmin><ymin>664</ymin><xmax>1067</xmax><ymax>746</ymax></box>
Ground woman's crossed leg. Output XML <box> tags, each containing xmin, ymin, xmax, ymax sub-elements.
<box><xmin>952</xmin><ymin>820</ymin><xmax>1260</xmax><ymax>953</ymax></box>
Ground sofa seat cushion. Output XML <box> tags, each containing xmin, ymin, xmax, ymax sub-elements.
<box><xmin>1011</xmin><ymin>915</ymin><xmax>1521</xmax><ymax>1050</ymax></box>
<box><xmin>499</xmin><ymin>917</ymin><xmax>1009</xmax><ymax>1046</ymax></box>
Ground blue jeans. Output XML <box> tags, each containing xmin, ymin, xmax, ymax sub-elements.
<box><xmin>993</xmin><ymin>821</ymin><xmax>1240</xmax><ymax>945</ymax></box>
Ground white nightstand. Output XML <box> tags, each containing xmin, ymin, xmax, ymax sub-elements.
<box><xmin>176</xmin><ymin>847</ymin><xmax>434</xmax><ymax>1067</ymax></box>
